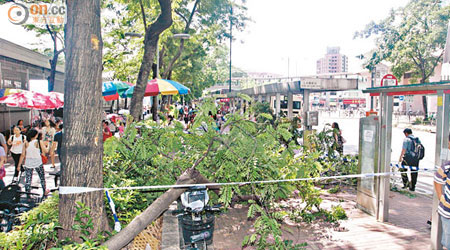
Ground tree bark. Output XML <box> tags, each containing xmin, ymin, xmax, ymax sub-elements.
<box><xmin>103</xmin><ymin>168</ymin><xmax>204</xmax><ymax>250</ymax></box>
<box><xmin>59</xmin><ymin>0</ymin><xmax>105</xmax><ymax>241</ymax></box>
<box><xmin>129</xmin><ymin>0</ymin><xmax>173</xmax><ymax>121</ymax></box>
<box><xmin>48</xmin><ymin>49</ymin><xmax>63</xmax><ymax>92</ymax></box>
<box><xmin>152</xmin><ymin>63</ymin><xmax>159</xmax><ymax>121</ymax></box>
<box><xmin>420</xmin><ymin>78</ymin><xmax>428</xmax><ymax>120</ymax></box>
<box><xmin>422</xmin><ymin>95</ymin><xmax>428</xmax><ymax>120</ymax></box>
<box><xmin>45</xmin><ymin>24</ymin><xmax>64</xmax><ymax>92</ymax></box>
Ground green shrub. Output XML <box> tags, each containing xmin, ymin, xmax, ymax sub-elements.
<box><xmin>0</xmin><ymin>194</ymin><xmax>59</xmax><ymax>250</ymax></box>
<box><xmin>0</xmin><ymin>195</ymin><xmax>108</xmax><ymax>250</ymax></box>
<box><xmin>328</xmin><ymin>186</ymin><xmax>340</xmax><ymax>194</ymax></box>
<box><xmin>413</xmin><ymin>117</ymin><xmax>423</xmax><ymax>125</ymax></box>
<box><xmin>330</xmin><ymin>205</ymin><xmax>347</xmax><ymax>221</ymax></box>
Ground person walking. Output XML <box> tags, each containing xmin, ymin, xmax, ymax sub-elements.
<box><xmin>434</xmin><ymin>133</ymin><xmax>450</xmax><ymax>249</ymax></box>
<box><xmin>398</xmin><ymin>128</ymin><xmax>421</xmax><ymax>191</ymax></box>
<box><xmin>8</xmin><ymin>126</ymin><xmax>26</xmax><ymax>178</ymax></box>
<box><xmin>0</xmin><ymin>146</ymin><xmax>6</xmax><ymax>189</ymax></box>
<box><xmin>103</xmin><ymin>121</ymin><xmax>112</xmax><ymax>142</ymax></box>
<box><xmin>332</xmin><ymin>122</ymin><xmax>345</xmax><ymax>155</ymax></box>
<box><xmin>42</xmin><ymin>120</ymin><xmax>56</xmax><ymax>168</ymax></box>
<box><xmin>51</xmin><ymin>124</ymin><xmax>63</xmax><ymax>168</ymax></box>
<box><xmin>0</xmin><ymin>131</ymin><xmax>7</xmax><ymax>157</ymax></box>
<box><xmin>17</xmin><ymin>129</ymin><xmax>49</xmax><ymax>196</ymax></box>
<box><xmin>17</xmin><ymin>119</ymin><xmax>27</xmax><ymax>134</ymax></box>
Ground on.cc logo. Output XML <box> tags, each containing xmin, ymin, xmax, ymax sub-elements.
<box><xmin>8</xmin><ymin>3</ymin><xmax>29</xmax><ymax>25</ymax></box>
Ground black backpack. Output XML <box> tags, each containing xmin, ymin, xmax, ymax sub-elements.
<box><xmin>404</xmin><ymin>136</ymin><xmax>425</xmax><ymax>165</ymax></box>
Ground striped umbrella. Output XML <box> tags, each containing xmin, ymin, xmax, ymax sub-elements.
<box><xmin>121</xmin><ymin>79</ymin><xmax>190</xmax><ymax>98</ymax></box>
<box><xmin>102</xmin><ymin>81</ymin><xmax>120</xmax><ymax>101</ymax></box>
<box><xmin>103</xmin><ymin>81</ymin><xmax>134</xmax><ymax>101</ymax></box>
<box><xmin>0</xmin><ymin>88</ymin><xmax>24</xmax><ymax>98</ymax></box>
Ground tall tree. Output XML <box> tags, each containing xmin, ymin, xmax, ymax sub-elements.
<box><xmin>0</xmin><ymin>0</ymin><xmax>65</xmax><ymax>92</ymax></box>
<box><xmin>103</xmin><ymin>0</ymin><xmax>248</xmax><ymax>116</ymax></box>
<box><xmin>59</xmin><ymin>0</ymin><xmax>106</xmax><ymax>241</ymax></box>
<box><xmin>24</xmin><ymin>23</ymin><xmax>64</xmax><ymax>92</ymax></box>
<box><xmin>129</xmin><ymin>0</ymin><xmax>173</xmax><ymax>121</ymax></box>
<box><xmin>355</xmin><ymin>0</ymin><xmax>450</xmax><ymax>119</ymax></box>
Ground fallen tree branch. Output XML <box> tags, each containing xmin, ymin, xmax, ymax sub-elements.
<box><xmin>103</xmin><ymin>168</ymin><xmax>203</xmax><ymax>250</ymax></box>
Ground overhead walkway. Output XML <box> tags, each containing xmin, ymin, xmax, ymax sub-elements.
<box><xmin>227</xmin><ymin>76</ymin><xmax>358</xmax><ymax>128</ymax></box>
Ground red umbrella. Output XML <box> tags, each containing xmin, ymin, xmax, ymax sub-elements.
<box><xmin>47</xmin><ymin>92</ymin><xmax>64</xmax><ymax>107</ymax></box>
<box><xmin>0</xmin><ymin>91</ymin><xmax>33</xmax><ymax>108</ymax></box>
<box><xmin>122</xmin><ymin>83</ymin><xmax>159</xmax><ymax>98</ymax></box>
<box><xmin>0</xmin><ymin>91</ymin><xmax>62</xmax><ymax>110</ymax></box>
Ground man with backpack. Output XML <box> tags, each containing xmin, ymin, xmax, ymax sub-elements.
<box><xmin>398</xmin><ymin>128</ymin><xmax>425</xmax><ymax>191</ymax></box>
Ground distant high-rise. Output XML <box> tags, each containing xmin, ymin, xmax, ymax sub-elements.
<box><xmin>316</xmin><ymin>47</ymin><xmax>348</xmax><ymax>74</ymax></box>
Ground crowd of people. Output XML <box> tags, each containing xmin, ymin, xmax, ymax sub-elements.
<box><xmin>102</xmin><ymin>113</ymin><xmax>126</xmax><ymax>142</ymax></box>
<box><xmin>0</xmin><ymin>117</ymin><xmax>63</xmax><ymax>196</ymax></box>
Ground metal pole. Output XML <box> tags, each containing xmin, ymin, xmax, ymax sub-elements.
<box><xmin>377</xmin><ymin>93</ymin><xmax>392</xmax><ymax>222</ymax></box>
<box><xmin>432</xmin><ymin>90</ymin><xmax>446</xmax><ymax>250</ymax></box>
<box><xmin>156</xmin><ymin>40</ymin><xmax>159</xmax><ymax>78</ymax></box>
<box><xmin>229</xmin><ymin>5</ymin><xmax>232</xmax><ymax>93</ymax></box>
<box><xmin>303</xmin><ymin>90</ymin><xmax>310</xmax><ymax>130</ymax></box>
<box><xmin>370</xmin><ymin>68</ymin><xmax>375</xmax><ymax>110</ymax></box>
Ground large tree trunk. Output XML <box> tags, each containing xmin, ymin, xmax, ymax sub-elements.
<box><xmin>103</xmin><ymin>168</ymin><xmax>203</xmax><ymax>250</ymax></box>
<box><xmin>152</xmin><ymin>63</ymin><xmax>159</xmax><ymax>121</ymax></box>
<box><xmin>45</xmin><ymin>24</ymin><xmax>64</xmax><ymax>93</ymax></box>
<box><xmin>422</xmin><ymin>95</ymin><xmax>428</xmax><ymax>120</ymax></box>
<box><xmin>59</xmin><ymin>0</ymin><xmax>106</xmax><ymax>241</ymax></box>
<box><xmin>48</xmin><ymin>50</ymin><xmax>61</xmax><ymax>92</ymax></box>
<box><xmin>420</xmin><ymin>78</ymin><xmax>428</xmax><ymax>120</ymax></box>
<box><xmin>129</xmin><ymin>0</ymin><xmax>173</xmax><ymax>121</ymax></box>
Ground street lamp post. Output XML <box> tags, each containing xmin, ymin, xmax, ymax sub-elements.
<box><xmin>229</xmin><ymin>4</ymin><xmax>233</xmax><ymax>93</ymax></box>
<box><xmin>370</xmin><ymin>67</ymin><xmax>376</xmax><ymax>111</ymax></box>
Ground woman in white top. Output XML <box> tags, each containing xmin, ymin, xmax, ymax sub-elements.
<box><xmin>41</xmin><ymin>120</ymin><xmax>56</xmax><ymax>143</ymax></box>
<box><xmin>18</xmin><ymin>129</ymin><xmax>49</xmax><ymax>196</ymax></box>
<box><xmin>42</xmin><ymin>120</ymin><xmax>56</xmax><ymax>168</ymax></box>
<box><xmin>8</xmin><ymin>126</ymin><xmax>26</xmax><ymax>178</ymax></box>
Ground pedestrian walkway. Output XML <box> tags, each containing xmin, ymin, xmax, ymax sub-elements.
<box><xmin>317</xmin><ymin>190</ymin><xmax>431</xmax><ymax>249</ymax></box>
<box><xmin>210</xmin><ymin>187</ymin><xmax>432</xmax><ymax>249</ymax></box>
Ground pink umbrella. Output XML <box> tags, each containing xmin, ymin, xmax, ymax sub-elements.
<box><xmin>0</xmin><ymin>91</ymin><xmax>34</xmax><ymax>108</ymax></box>
<box><xmin>0</xmin><ymin>91</ymin><xmax>62</xmax><ymax>110</ymax></box>
<box><xmin>47</xmin><ymin>92</ymin><xmax>64</xmax><ymax>107</ymax></box>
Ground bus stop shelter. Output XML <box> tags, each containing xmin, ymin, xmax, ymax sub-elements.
<box><xmin>362</xmin><ymin>81</ymin><xmax>450</xmax><ymax>250</ymax></box>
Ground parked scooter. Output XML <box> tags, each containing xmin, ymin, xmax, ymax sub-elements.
<box><xmin>172</xmin><ymin>186</ymin><xmax>221</xmax><ymax>250</ymax></box>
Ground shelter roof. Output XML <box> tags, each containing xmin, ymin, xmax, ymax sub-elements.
<box><xmin>362</xmin><ymin>81</ymin><xmax>450</xmax><ymax>96</ymax></box>
<box><xmin>227</xmin><ymin>78</ymin><xmax>358</xmax><ymax>97</ymax></box>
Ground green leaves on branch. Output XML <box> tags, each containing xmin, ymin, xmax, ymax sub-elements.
<box><xmin>355</xmin><ymin>0</ymin><xmax>450</xmax><ymax>83</ymax></box>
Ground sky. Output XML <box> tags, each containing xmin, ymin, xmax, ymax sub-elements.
<box><xmin>232</xmin><ymin>0</ymin><xmax>410</xmax><ymax>76</ymax></box>
<box><xmin>0</xmin><ymin>1</ymin><xmax>410</xmax><ymax>77</ymax></box>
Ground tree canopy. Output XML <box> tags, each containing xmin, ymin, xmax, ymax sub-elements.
<box><xmin>355</xmin><ymin>0</ymin><xmax>450</xmax><ymax>118</ymax></box>
<box><xmin>355</xmin><ymin>0</ymin><xmax>450</xmax><ymax>83</ymax></box>
<box><xmin>102</xmin><ymin>0</ymin><xmax>249</xmax><ymax>101</ymax></box>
